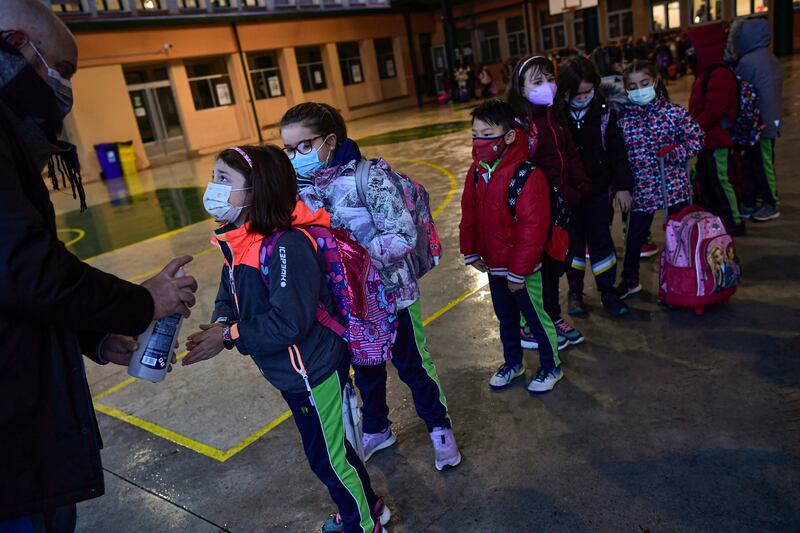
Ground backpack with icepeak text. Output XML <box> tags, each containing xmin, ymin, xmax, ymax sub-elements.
<box><xmin>702</xmin><ymin>63</ymin><xmax>765</xmax><ymax>147</ymax></box>
<box><xmin>355</xmin><ymin>158</ymin><xmax>442</xmax><ymax>279</ymax></box>
<box><xmin>472</xmin><ymin>161</ymin><xmax>571</xmax><ymax>263</ymax></box>
<box><xmin>260</xmin><ymin>226</ymin><xmax>397</xmax><ymax>366</ymax></box>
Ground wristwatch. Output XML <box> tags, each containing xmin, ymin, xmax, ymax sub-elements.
<box><xmin>222</xmin><ymin>326</ymin><xmax>235</xmax><ymax>350</ymax></box>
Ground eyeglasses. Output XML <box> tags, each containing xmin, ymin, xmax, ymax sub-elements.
<box><xmin>283</xmin><ymin>135</ymin><xmax>324</xmax><ymax>160</ymax></box>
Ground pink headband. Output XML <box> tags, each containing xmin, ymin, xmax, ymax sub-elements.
<box><xmin>231</xmin><ymin>146</ymin><xmax>253</xmax><ymax>168</ymax></box>
<box><xmin>518</xmin><ymin>55</ymin><xmax>547</xmax><ymax>83</ymax></box>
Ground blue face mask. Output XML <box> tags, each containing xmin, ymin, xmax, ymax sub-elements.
<box><xmin>570</xmin><ymin>90</ymin><xmax>594</xmax><ymax>110</ymax></box>
<box><xmin>290</xmin><ymin>135</ymin><xmax>332</xmax><ymax>178</ymax></box>
<box><xmin>628</xmin><ymin>86</ymin><xmax>657</xmax><ymax>106</ymax></box>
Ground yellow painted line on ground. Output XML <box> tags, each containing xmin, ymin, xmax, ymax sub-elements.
<box><xmin>93</xmin><ymin>158</ymin><xmax>470</xmax><ymax>462</ymax></box>
<box><xmin>389</xmin><ymin>157</ymin><xmax>458</xmax><ymax>219</ymax></box>
<box><xmin>84</xmin><ymin>219</ymin><xmax>212</xmax><ymax>264</ymax></box>
<box><xmin>423</xmin><ymin>281</ymin><xmax>489</xmax><ymax>327</ymax></box>
<box><xmin>58</xmin><ymin>228</ymin><xmax>86</xmax><ymax>248</ymax></box>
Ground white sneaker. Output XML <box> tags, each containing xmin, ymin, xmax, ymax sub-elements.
<box><xmin>527</xmin><ymin>366</ymin><xmax>564</xmax><ymax>394</ymax></box>
<box><xmin>362</xmin><ymin>427</ymin><xmax>397</xmax><ymax>462</ymax></box>
<box><xmin>489</xmin><ymin>363</ymin><xmax>525</xmax><ymax>389</ymax></box>
<box><xmin>430</xmin><ymin>427</ymin><xmax>462</xmax><ymax>471</ymax></box>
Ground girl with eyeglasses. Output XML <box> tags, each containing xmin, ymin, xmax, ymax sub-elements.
<box><xmin>279</xmin><ymin>103</ymin><xmax>461</xmax><ymax>473</ymax></box>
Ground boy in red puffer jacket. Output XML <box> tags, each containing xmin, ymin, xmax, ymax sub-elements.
<box><xmin>460</xmin><ymin>100</ymin><xmax>563</xmax><ymax>395</ymax></box>
<box><xmin>688</xmin><ymin>23</ymin><xmax>744</xmax><ymax>235</ymax></box>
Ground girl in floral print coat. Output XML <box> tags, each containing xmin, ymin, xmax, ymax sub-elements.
<box><xmin>279</xmin><ymin>103</ymin><xmax>461</xmax><ymax>476</ymax></box>
<box><xmin>615</xmin><ymin>60</ymin><xmax>704</xmax><ymax>300</ymax></box>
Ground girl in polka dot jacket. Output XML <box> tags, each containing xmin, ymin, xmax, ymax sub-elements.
<box><xmin>615</xmin><ymin>60</ymin><xmax>704</xmax><ymax>300</ymax></box>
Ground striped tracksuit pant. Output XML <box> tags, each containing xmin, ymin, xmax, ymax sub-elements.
<box><xmin>567</xmin><ymin>193</ymin><xmax>618</xmax><ymax>296</ymax></box>
<box><xmin>694</xmin><ymin>148</ymin><xmax>742</xmax><ymax>228</ymax></box>
<box><xmin>283</xmin><ymin>359</ymin><xmax>378</xmax><ymax>533</ymax></box>
<box><xmin>489</xmin><ymin>272</ymin><xmax>560</xmax><ymax>371</ymax></box>
<box><xmin>354</xmin><ymin>299</ymin><xmax>451</xmax><ymax>434</ymax></box>
<box><xmin>742</xmin><ymin>138</ymin><xmax>779</xmax><ymax>209</ymax></box>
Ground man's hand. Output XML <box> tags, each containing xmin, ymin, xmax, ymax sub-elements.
<box><xmin>141</xmin><ymin>256</ymin><xmax>198</xmax><ymax>321</ymax></box>
<box><xmin>100</xmin><ymin>335</ymin><xmax>138</xmax><ymax>366</ymax></box>
<box><xmin>101</xmin><ymin>335</ymin><xmax>179</xmax><ymax>372</ymax></box>
<box><xmin>470</xmin><ymin>259</ymin><xmax>489</xmax><ymax>273</ymax></box>
<box><xmin>183</xmin><ymin>324</ymin><xmax>226</xmax><ymax>366</ymax></box>
<box><xmin>508</xmin><ymin>280</ymin><xmax>525</xmax><ymax>292</ymax></box>
<box><xmin>615</xmin><ymin>190</ymin><xmax>633</xmax><ymax>213</ymax></box>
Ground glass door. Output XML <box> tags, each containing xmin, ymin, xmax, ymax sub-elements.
<box><xmin>128</xmin><ymin>82</ymin><xmax>186</xmax><ymax>160</ymax></box>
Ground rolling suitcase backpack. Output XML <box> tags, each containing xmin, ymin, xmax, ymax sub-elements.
<box><xmin>656</xmin><ymin>157</ymin><xmax>742</xmax><ymax>315</ymax></box>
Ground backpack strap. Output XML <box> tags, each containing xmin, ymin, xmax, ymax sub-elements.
<box><xmin>354</xmin><ymin>158</ymin><xmax>373</xmax><ymax>208</ymax></box>
<box><xmin>507</xmin><ymin>161</ymin><xmax>536</xmax><ymax>222</ymax></box>
<box><xmin>600</xmin><ymin>108</ymin><xmax>610</xmax><ymax>152</ymax></box>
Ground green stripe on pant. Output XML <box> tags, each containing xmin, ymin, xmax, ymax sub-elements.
<box><xmin>310</xmin><ymin>371</ymin><xmax>375</xmax><ymax>533</ymax></box>
<box><xmin>759</xmin><ymin>138</ymin><xmax>779</xmax><ymax>209</ymax></box>
<box><xmin>407</xmin><ymin>299</ymin><xmax>451</xmax><ymax>418</ymax></box>
<box><xmin>524</xmin><ymin>272</ymin><xmax>560</xmax><ymax>367</ymax></box>
<box><xmin>713</xmin><ymin>148</ymin><xmax>741</xmax><ymax>224</ymax></box>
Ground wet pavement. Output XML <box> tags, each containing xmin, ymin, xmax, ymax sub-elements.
<box><xmin>70</xmin><ymin>62</ymin><xmax>800</xmax><ymax>532</ymax></box>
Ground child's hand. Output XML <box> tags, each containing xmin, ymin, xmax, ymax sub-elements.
<box><xmin>183</xmin><ymin>324</ymin><xmax>225</xmax><ymax>366</ymax></box>
<box><xmin>508</xmin><ymin>280</ymin><xmax>525</xmax><ymax>293</ymax></box>
<box><xmin>615</xmin><ymin>190</ymin><xmax>633</xmax><ymax>213</ymax></box>
<box><xmin>470</xmin><ymin>259</ymin><xmax>489</xmax><ymax>273</ymax></box>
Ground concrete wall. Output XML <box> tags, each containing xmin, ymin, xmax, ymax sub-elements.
<box><xmin>67</xmin><ymin>64</ymin><xmax>149</xmax><ymax>178</ymax></box>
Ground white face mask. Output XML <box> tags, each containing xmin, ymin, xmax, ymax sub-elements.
<box><xmin>29</xmin><ymin>42</ymin><xmax>73</xmax><ymax>117</ymax></box>
<box><xmin>203</xmin><ymin>182</ymin><xmax>251</xmax><ymax>223</ymax></box>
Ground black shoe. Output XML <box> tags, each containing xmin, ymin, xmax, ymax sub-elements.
<box><xmin>602</xmin><ymin>292</ymin><xmax>630</xmax><ymax>316</ymax></box>
<box><xmin>615</xmin><ymin>280</ymin><xmax>642</xmax><ymax>300</ymax></box>
<box><xmin>567</xmin><ymin>292</ymin><xmax>588</xmax><ymax>317</ymax></box>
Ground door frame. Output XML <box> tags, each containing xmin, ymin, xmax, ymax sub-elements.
<box><xmin>127</xmin><ymin>80</ymin><xmax>186</xmax><ymax>159</ymax></box>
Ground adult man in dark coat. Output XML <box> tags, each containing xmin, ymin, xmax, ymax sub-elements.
<box><xmin>0</xmin><ymin>1</ymin><xmax>198</xmax><ymax>531</ymax></box>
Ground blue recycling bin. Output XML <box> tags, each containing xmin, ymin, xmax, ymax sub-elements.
<box><xmin>94</xmin><ymin>142</ymin><xmax>123</xmax><ymax>180</ymax></box>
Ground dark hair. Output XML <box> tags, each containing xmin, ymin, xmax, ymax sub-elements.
<box><xmin>279</xmin><ymin>102</ymin><xmax>347</xmax><ymax>147</ymax></box>
<box><xmin>506</xmin><ymin>55</ymin><xmax>567</xmax><ymax>131</ymax></box>
<box><xmin>471</xmin><ymin>99</ymin><xmax>516</xmax><ymax>131</ymax></box>
<box><xmin>623</xmin><ymin>60</ymin><xmax>670</xmax><ymax>101</ymax></box>
<box><xmin>217</xmin><ymin>145</ymin><xmax>297</xmax><ymax>236</ymax></box>
<box><xmin>589</xmin><ymin>47</ymin><xmax>615</xmax><ymax>77</ymax></box>
<box><xmin>556</xmin><ymin>56</ymin><xmax>604</xmax><ymax>113</ymax></box>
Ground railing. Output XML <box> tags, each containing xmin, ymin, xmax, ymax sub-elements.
<box><xmin>50</xmin><ymin>0</ymin><xmax>391</xmax><ymax>19</ymax></box>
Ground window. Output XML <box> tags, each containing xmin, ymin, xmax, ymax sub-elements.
<box><xmin>506</xmin><ymin>16</ymin><xmax>527</xmax><ymax>60</ymax></box>
<box><xmin>185</xmin><ymin>58</ymin><xmax>235</xmax><ymax>110</ymax></box>
<box><xmin>692</xmin><ymin>0</ymin><xmax>721</xmax><ymax>23</ymax></box>
<box><xmin>540</xmin><ymin>11</ymin><xmax>566</xmax><ymax>51</ymax></box>
<box><xmin>51</xmin><ymin>0</ymin><xmax>82</xmax><ymax>13</ymax></box>
<box><xmin>248</xmin><ymin>52</ymin><xmax>284</xmax><ymax>100</ymax></box>
<box><xmin>137</xmin><ymin>0</ymin><xmax>162</xmax><ymax>9</ymax></box>
<box><xmin>374</xmin><ymin>39</ymin><xmax>397</xmax><ymax>80</ymax></box>
<box><xmin>478</xmin><ymin>22</ymin><xmax>502</xmax><ymax>63</ymax></box>
<box><xmin>736</xmin><ymin>0</ymin><xmax>767</xmax><ymax>15</ymax></box>
<box><xmin>456</xmin><ymin>28</ymin><xmax>474</xmax><ymax>64</ymax></box>
<box><xmin>96</xmin><ymin>0</ymin><xmax>125</xmax><ymax>10</ymax></box>
<box><xmin>209</xmin><ymin>0</ymin><xmax>233</xmax><ymax>7</ymax></box>
<box><xmin>651</xmin><ymin>0</ymin><xmax>681</xmax><ymax>31</ymax></box>
<box><xmin>178</xmin><ymin>0</ymin><xmax>202</xmax><ymax>7</ymax></box>
<box><xmin>607</xmin><ymin>0</ymin><xmax>633</xmax><ymax>39</ymax></box>
<box><xmin>338</xmin><ymin>42</ymin><xmax>364</xmax><ymax>85</ymax></box>
<box><xmin>573</xmin><ymin>12</ymin><xmax>585</xmax><ymax>48</ymax></box>
<box><xmin>296</xmin><ymin>46</ymin><xmax>327</xmax><ymax>92</ymax></box>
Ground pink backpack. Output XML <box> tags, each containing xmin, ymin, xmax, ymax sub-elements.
<box><xmin>260</xmin><ymin>226</ymin><xmax>397</xmax><ymax>365</ymax></box>
<box><xmin>659</xmin><ymin>205</ymin><xmax>742</xmax><ymax>315</ymax></box>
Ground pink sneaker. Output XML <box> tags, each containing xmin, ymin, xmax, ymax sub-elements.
<box><xmin>640</xmin><ymin>242</ymin><xmax>659</xmax><ymax>258</ymax></box>
<box><xmin>430</xmin><ymin>427</ymin><xmax>462</xmax><ymax>471</ymax></box>
<box><xmin>362</xmin><ymin>427</ymin><xmax>397</xmax><ymax>462</ymax></box>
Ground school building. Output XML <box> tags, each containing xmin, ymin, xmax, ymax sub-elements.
<box><xmin>50</xmin><ymin>0</ymin><xmax>797</xmax><ymax>179</ymax></box>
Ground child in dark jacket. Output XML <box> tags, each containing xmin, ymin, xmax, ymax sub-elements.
<box><xmin>687</xmin><ymin>23</ymin><xmax>744</xmax><ymax>235</ymax></box>
<box><xmin>507</xmin><ymin>55</ymin><xmax>592</xmax><ymax>350</ymax></box>
<box><xmin>556</xmin><ymin>57</ymin><xmax>634</xmax><ymax>317</ymax></box>
<box><xmin>183</xmin><ymin>145</ymin><xmax>390</xmax><ymax>533</ymax></box>
<box><xmin>460</xmin><ymin>100</ymin><xmax>563</xmax><ymax>394</ymax></box>
<box><xmin>616</xmin><ymin>61</ymin><xmax>704</xmax><ymax>300</ymax></box>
